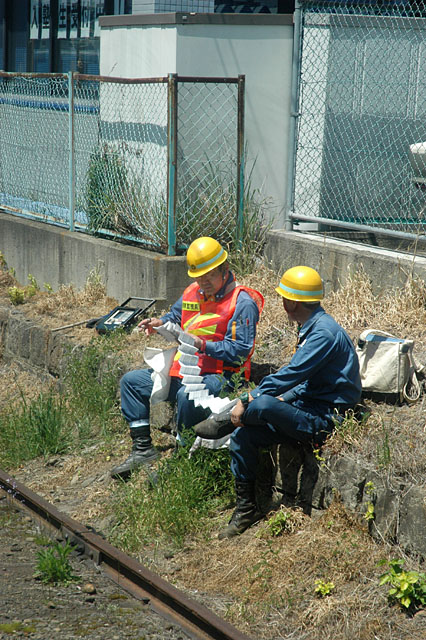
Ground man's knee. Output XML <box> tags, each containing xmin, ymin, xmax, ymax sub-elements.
<box><xmin>120</xmin><ymin>369</ymin><xmax>151</xmax><ymax>395</ymax></box>
<box><xmin>120</xmin><ymin>370</ymin><xmax>134</xmax><ymax>393</ymax></box>
<box><xmin>250</xmin><ymin>394</ymin><xmax>272</xmax><ymax>412</ymax></box>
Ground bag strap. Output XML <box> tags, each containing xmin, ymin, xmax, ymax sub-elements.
<box><xmin>359</xmin><ymin>329</ymin><xmax>397</xmax><ymax>340</ymax></box>
<box><xmin>403</xmin><ymin>350</ymin><xmax>422</xmax><ymax>404</ymax></box>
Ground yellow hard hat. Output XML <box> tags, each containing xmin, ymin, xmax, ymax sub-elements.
<box><xmin>275</xmin><ymin>266</ymin><xmax>324</xmax><ymax>302</ymax></box>
<box><xmin>186</xmin><ymin>237</ymin><xmax>228</xmax><ymax>278</ymax></box>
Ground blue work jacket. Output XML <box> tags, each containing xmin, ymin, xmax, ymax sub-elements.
<box><xmin>251</xmin><ymin>306</ymin><xmax>361</xmax><ymax>409</ymax></box>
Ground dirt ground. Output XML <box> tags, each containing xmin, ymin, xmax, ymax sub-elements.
<box><xmin>0</xmin><ymin>497</ymin><xmax>188</xmax><ymax>640</ymax></box>
<box><xmin>1</xmin><ymin>262</ymin><xmax>426</xmax><ymax>639</ymax></box>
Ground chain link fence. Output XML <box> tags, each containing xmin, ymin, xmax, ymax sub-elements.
<box><xmin>0</xmin><ymin>72</ymin><xmax>243</xmax><ymax>255</ymax></box>
<box><xmin>291</xmin><ymin>0</ymin><xmax>426</xmax><ymax>239</ymax></box>
<box><xmin>175</xmin><ymin>79</ymin><xmax>243</xmax><ymax>249</ymax></box>
<box><xmin>0</xmin><ymin>73</ymin><xmax>69</xmax><ymax>221</ymax></box>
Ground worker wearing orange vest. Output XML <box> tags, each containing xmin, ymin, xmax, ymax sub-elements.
<box><xmin>110</xmin><ymin>237</ymin><xmax>264</xmax><ymax>480</ymax></box>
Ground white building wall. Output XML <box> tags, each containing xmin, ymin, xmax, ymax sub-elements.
<box><xmin>99</xmin><ymin>15</ymin><xmax>293</xmax><ymax>225</ymax></box>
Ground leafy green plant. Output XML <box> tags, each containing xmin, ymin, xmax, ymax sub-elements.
<box><xmin>261</xmin><ymin>509</ymin><xmax>294</xmax><ymax>537</ymax></box>
<box><xmin>379</xmin><ymin>559</ymin><xmax>426</xmax><ymax>610</ymax></box>
<box><xmin>8</xmin><ymin>286</ymin><xmax>25</xmax><ymax>305</ymax></box>
<box><xmin>8</xmin><ymin>274</ymin><xmax>41</xmax><ymax>304</ymax></box>
<box><xmin>27</xmin><ymin>273</ymin><xmax>39</xmax><ymax>297</ymax></box>
<box><xmin>246</xmin><ymin>546</ymin><xmax>277</xmax><ymax>591</ymax></box>
<box><xmin>363</xmin><ymin>481</ymin><xmax>376</xmax><ymax>521</ymax></box>
<box><xmin>314</xmin><ymin>579</ymin><xmax>335</xmax><ymax>597</ymax></box>
<box><xmin>34</xmin><ymin>541</ymin><xmax>80</xmax><ymax>585</ymax></box>
<box><xmin>364</xmin><ymin>502</ymin><xmax>375</xmax><ymax>521</ymax></box>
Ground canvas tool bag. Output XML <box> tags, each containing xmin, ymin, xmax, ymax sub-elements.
<box><xmin>356</xmin><ymin>329</ymin><xmax>423</xmax><ymax>403</ymax></box>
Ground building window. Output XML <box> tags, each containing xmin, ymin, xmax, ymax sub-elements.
<box><xmin>3</xmin><ymin>0</ymin><xmax>132</xmax><ymax>74</ymax></box>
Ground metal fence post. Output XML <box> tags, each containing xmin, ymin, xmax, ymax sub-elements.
<box><xmin>236</xmin><ymin>75</ymin><xmax>245</xmax><ymax>245</ymax></box>
<box><xmin>167</xmin><ymin>73</ymin><xmax>178</xmax><ymax>256</ymax></box>
<box><xmin>285</xmin><ymin>0</ymin><xmax>303</xmax><ymax>232</ymax></box>
<box><xmin>68</xmin><ymin>71</ymin><xmax>75</xmax><ymax>232</ymax></box>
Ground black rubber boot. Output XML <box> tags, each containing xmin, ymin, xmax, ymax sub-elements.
<box><xmin>110</xmin><ymin>426</ymin><xmax>159</xmax><ymax>480</ymax></box>
<box><xmin>218</xmin><ymin>480</ymin><xmax>264</xmax><ymax>539</ymax></box>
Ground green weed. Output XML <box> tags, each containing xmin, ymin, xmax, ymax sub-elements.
<box><xmin>27</xmin><ymin>274</ymin><xmax>39</xmax><ymax>297</ymax></box>
<box><xmin>8</xmin><ymin>285</ymin><xmax>25</xmax><ymax>305</ymax></box>
<box><xmin>63</xmin><ymin>332</ymin><xmax>125</xmax><ymax>428</ymax></box>
<box><xmin>379</xmin><ymin>559</ymin><xmax>426</xmax><ymax>611</ymax></box>
<box><xmin>34</xmin><ymin>541</ymin><xmax>80</xmax><ymax>585</ymax></box>
<box><xmin>85</xmin><ymin>144</ymin><xmax>128</xmax><ymax>233</ymax></box>
<box><xmin>0</xmin><ymin>334</ymin><xmax>126</xmax><ymax>468</ymax></box>
<box><xmin>259</xmin><ymin>509</ymin><xmax>294</xmax><ymax>537</ymax></box>
<box><xmin>314</xmin><ymin>579</ymin><xmax>335</xmax><ymax>597</ymax></box>
<box><xmin>228</xmin><ymin>160</ymin><xmax>275</xmax><ymax>276</ymax></box>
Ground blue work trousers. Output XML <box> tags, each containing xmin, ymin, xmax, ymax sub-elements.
<box><xmin>230</xmin><ymin>391</ymin><xmax>337</xmax><ymax>482</ymax></box>
<box><xmin>120</xmin><ymin>368</ymin><xmax>231</xmax><ymax>435</ymax></box>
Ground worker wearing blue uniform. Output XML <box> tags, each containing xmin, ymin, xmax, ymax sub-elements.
<box><xmin>111</xmin><ymin>237</ymin><xmax>263</xmax><ymax>480</ymax></box>
<box><xmin>219</xmin><ymin>265</ymin><xmax>361</xmax><ymax>539</ymax></box>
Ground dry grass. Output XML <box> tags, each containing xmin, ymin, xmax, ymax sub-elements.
<box><xmin>325</xmin><ymin>265</ymin><xmax>426</xmax><ymax>341</ymax></box>
<box><xmin>174</xmin><ymin>498</ymin><xmax>426</xmax><ymax>639</ymax></box>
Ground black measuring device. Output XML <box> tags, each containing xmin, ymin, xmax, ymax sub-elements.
<box><xmin>92</xmin><ymin>297</ymin><xmax>156</xmax><ymax>334</ymax></box>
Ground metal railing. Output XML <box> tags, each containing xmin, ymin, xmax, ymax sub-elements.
<box><xmin>288</xmin><ymin>0</ymin><xmax>426</xmax><ymax>242</ymax></box>
<box><xmin>0</xmin><ymin>71</ymin><xmax>244</xmax><ymax>256</ymax></box>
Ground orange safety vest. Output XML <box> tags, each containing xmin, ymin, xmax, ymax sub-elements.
<box><xmin>169</xmin><ymin>281</ymin><xmax>264</xmax><ymax>380</ymax></box>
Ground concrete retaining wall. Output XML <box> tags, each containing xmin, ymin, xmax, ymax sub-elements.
<box><xmin>3</xmin><ymin>214</ymin><xmax>426</xmax><ymax>309</ymax></box>
<box><xmin>0</xmin><ymin>212</ymin><xmax>190</xmax><ymax>311</ymax></box>
<box><xmin>264</xmin><ymin>230</ymin><xmax>426</xmax><ymax>295</ymax></box>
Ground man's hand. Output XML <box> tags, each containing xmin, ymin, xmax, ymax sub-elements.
<box><xmin>192</xmin><ymin>336</ymin><xmax>204</xmax><ymax>351</ymax></box>
<box><xmin>138</xmin><ymin>317</ymin><xmax>164</xmax><ymax>336</ymax></box>
<box><xmin>230</xmin><ymin>393</ymin><xmax>253</xmax><ymax>428</ymax></box>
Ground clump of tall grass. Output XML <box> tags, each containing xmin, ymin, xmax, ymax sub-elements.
<box><xmin>0</xmin><ymin>332</ymin><xmax>126</xmax><ymax>469</ymax></box>
<box><xmin>111</xmin><ymin>440</ymin><xmax>234</xmax><ymax>549</ymax></box>
<box><xmin>0</xmin><ymin>391</ymin><xmax>70</xmax><ymax>467</ymax></box>
<box><xmin>63</xmin><ymin>330</ymin><xmax>125</xmax><ymax>428</ymax></box>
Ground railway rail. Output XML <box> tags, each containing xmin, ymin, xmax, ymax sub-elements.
<box><xmin>0</xmin><ymin>468</ymin><xmax>252</xmax><ymax>640</ymax></box>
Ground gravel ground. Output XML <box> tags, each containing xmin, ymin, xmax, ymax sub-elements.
<box><xmin>0</xmin><ymin>496</ymin><xmax>188</xmax><ymax>640</ymax></box>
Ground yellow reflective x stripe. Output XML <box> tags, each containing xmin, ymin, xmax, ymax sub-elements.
<box><xmin>183</xmin><ymin>312</ymin><xmax>221</xmax><ymax>330</ymax></box>
<box><xmin>190</xmin><ymin>326</ymin><xmax>217</xmax><ymax>336</ymax></box>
